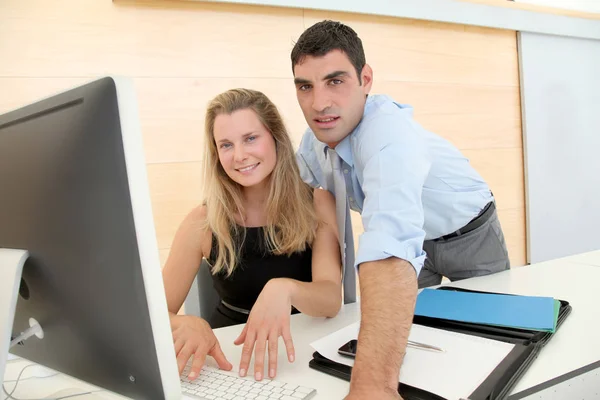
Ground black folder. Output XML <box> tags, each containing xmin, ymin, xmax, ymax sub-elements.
<box><xmin>308</xmin><ymin>287</ymin><xmax>572</xmax><ymax>400</ymax></box>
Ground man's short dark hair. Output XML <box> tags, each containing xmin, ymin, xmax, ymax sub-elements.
<box><xmin>291</xmin><ymin>20</ymin><xmax>366</xmax><ymax>85</ymax></box>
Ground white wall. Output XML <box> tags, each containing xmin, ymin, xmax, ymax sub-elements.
<box><xmin>519</xmin><ymin>31</ymin><xmax>600</xmax><ymax>263</ymax></box>
<box><xmin>517</xmin><ymin>0</ymin><xmax>600</xmax><ymax>13</ymax></box>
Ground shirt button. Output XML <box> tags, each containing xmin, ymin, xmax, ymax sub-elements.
<box><xmin>349</xmin><ymin>197</ymin><xmax>354</xmax><ymax>202</ymax></box>
<box><xmin>343</xmin><ymin>169</ymin><xmax>349</xmax><ymax>174</ymax></box>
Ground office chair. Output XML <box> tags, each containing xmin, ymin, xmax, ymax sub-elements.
<box><xmin>183</xmin><ymin>258</ymin><xmax>220</xmax><ymax>318</ymax></box>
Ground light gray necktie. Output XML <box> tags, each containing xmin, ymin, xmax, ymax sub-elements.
<box><xmin>328</xmin><ymin>149</ymin><xmax>357</xmax><ymax>304</ymax></box>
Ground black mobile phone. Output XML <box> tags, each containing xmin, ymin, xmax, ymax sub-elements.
<box><xmin>338</xmin><ymin>339</ymin><xmax>358</xmax><ymax>358</ymax></box>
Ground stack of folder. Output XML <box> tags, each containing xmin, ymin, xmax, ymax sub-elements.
<box><xmin>414</xmin><ymin>288</ymin><xmax>561</xmax><ymax>333</ymax></box>
<box><xmin>309</xmin><ymin>286</ymin><xmax>572</xmax><ymax>400</ymax></box>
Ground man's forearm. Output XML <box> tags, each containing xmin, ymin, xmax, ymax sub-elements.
<box><xmin>351</xmin><ymin>257</ymin><xmax>417</xmax><ymax>393</ymax></box>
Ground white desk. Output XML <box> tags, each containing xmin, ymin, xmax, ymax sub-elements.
<box><xmin>552</xmin><ymin>249</ymin><xmax>600</xmax><ymax>268</ymax></box>
<box><xmin>4</xmin><ymin>254</ymin><xmax>600</xmax><ymax>399</ymax></box>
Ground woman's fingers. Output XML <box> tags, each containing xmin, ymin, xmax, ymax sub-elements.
<box><xmin>233</xmin><ymin>324</ymin><xmax>248</xmax><ymax>346</ymax></box>
<box><xmin>238</xmin><ymin>328</ymin><xmax>257</xmax><ymax>377</ymax></box>
<box><xmin>267</xmin><ymin>328</ymin><xmax>279</xmax><ymax>378</ymax></box>
<box><xmin>189</xmin><ymin>349</ymin><xmax>206</xmax><ymax>380</ymax></box>
<box><xmin>210</xmin><ymin>339</ymin><xmax>233</xmax><ymax>371</ymax></box>
<box><xmin>252</xmin><ymin>329</ymin><xmax>269</xmax><ymax>381</ymax></box>
<box><xmin>176</xmin><ymin>344</ymin><xmax>195</xmax><ymax>375</ymax></box>
<box><xmin>282</xmin><ymin>321</ymin><xmax>295</xmax><ymax>363</ymax></box>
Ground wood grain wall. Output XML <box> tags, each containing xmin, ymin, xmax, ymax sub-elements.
<box><xmin>0</xmin><ymin>0</ymin><xmax>526</xmax><ymax>270</ymax></box>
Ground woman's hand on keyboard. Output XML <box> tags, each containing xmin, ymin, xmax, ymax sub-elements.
<box><xmin>234</xmin><ymin>278</ymin><xmax>295</xmax><ymax>381</ymax></box>
<box><xmin>170</xmin><ymin>314</ymin><xmax>233</xmax><ymax>380</ymax></box>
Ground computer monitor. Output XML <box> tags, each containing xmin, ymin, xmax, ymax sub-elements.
<box><xmin>0</xmin><ymin>77</ymin><xmax>181</xmax><ymax>399</ymax></box>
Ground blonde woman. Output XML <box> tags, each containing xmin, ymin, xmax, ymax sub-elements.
<box><xmin>162</xmin><ymin>89</ymin><xmax>342</xmax><ymax>383</ymax></box>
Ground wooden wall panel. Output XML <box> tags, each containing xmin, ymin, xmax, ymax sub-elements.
<box><xmin>303</xmin><ymin>11</ymin><xmax>519</xmax><ymax>86</ymax></box>
<box><xmin>0</xmin><ymin>0</ymin><xmax>527</xmax><ymax>269</ymax></box>
<box><xmin>134</xmin><ymin>78</ymin><xmax>306</xmax><ymax>163</ymax></box>
<box><xmin>0</xmin><ymin>0</ymin><xmax>305</xmax><ymax>78</ymax></box>
<box><xmin>373</xmin><ymin>81</ymin><xmax>522</xmax><ymax>150</ymax></box>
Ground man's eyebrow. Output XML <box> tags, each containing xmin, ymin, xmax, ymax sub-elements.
<box><xmin>294</xmin><ymin>71</ymin><xmax>349</xmax><ymax>85</ymax></box>
<box><xmin>294</xmin><ymin>77</ymin><xmax>311</xmax><ymax>85</ymax></box>
<box><xmin>323</xmin><ymin>70</ymin><xmax>349</xmax><ymax>80</ymax></box>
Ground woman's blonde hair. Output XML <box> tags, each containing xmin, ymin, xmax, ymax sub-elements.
<box><xmin>203</xmin><ymin>88</ymin><xmax>316</xmax><ymax>276</ymax></box>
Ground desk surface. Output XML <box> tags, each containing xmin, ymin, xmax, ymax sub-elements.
<box><xmin>553</xmin><ymin>250</ymin><xmax>600</xmax><ymax>268</ymax></box>
<box><xmin>4</xmin><ymin>252</ymin><xmax>600</xmax><ymax>399</ymax></box>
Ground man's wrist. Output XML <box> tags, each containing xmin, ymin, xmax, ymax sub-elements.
<box><xmin>350</xmin><ymin>364</ymin><xmax>399</xmax><ymax>394</ymax></box>
<box><xmin>349</xmin><ymin>378</ymin><xmax>399</xmax><ymax>397</ymax></box>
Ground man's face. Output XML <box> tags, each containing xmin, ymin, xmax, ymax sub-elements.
<box><xmin>293</xmin><ymin>50</ymin><xmax>372</xmax><ymax>148</ymax></box>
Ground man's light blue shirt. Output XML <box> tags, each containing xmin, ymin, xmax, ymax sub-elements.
<box><xmin>296</xmin><ymin>94</ymin><xmax>493</xmax><ymax>274</ymax></box>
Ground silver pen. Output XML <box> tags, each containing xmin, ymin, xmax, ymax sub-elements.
<box><xmin>407</xmin><ymin>340</ymin><xmax>445</xmax><ymax>353</ymax></box>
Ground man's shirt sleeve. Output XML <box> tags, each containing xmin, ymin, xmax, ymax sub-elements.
<box><xmin>354</xmin><ymin>115</ymin><xmax>431</xmax><ymax>274</ymax></box>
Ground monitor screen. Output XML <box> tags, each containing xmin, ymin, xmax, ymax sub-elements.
<box><xmin>0</xmin><ymin>77</ymin><xmax>181</xmax><ymax>399</ymax></box>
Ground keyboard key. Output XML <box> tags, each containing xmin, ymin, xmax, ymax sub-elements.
<box><xmin>181</xmin><ymin>365</ymin><xmax>316</xmax><ymax>400</ymax></box>
<box><xmin>295</xmin><ymin>387</ymin><xmax>313</xmax><ymax>394</ymax></box>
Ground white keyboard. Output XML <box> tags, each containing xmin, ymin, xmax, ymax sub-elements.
<box><xmin>180</xmin><ymin>364</ymin><xmax>317</xmax><ymax>400</ymax></box>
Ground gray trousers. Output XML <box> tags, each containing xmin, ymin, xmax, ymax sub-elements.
<box><xmin>418</xmin><ymin>207</ymin><xmax>510</xmax><ymax>288</ymax></box>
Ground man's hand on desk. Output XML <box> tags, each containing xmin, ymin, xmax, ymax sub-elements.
<box><xmin>342</xmin><ymin>258</ymin><xmax>416</xmax><ymax>400</ymax></box>
<box><xmin>169</xmin><ymin>314</ymin><xmax>232</xmax><ymax>379</ymax></box>
<box><xmin>344</xmin><ymin>387</ymin><xmax>403</xmax><ymax>400</ymax></box>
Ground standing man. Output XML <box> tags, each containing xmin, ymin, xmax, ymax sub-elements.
<box><xmin>293</xmin><ymin>20</ymin><xmax>510</xmax><ymax>399</ymax></box>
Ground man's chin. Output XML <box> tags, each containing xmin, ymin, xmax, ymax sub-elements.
<box><xmin>314</xmin><ymin>131</ymin><xmax>346</xmax><ymax>147</ymax></box>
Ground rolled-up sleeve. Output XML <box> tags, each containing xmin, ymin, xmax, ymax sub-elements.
<box><xmin>355</xmin><ymin>116</ymin><xmax>431</xmax><ymax>275</ymax></box>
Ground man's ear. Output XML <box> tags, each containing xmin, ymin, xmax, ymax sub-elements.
<box><xmin>361</xmin><ymin>64</ymin><xmax>373</xmax><ymax>94</ymax></box>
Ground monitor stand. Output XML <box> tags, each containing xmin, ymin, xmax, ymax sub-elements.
<box><xmin>1</xmin><ymin>249</ymin><xmax>122</xmax><ymax>399</ymax></box>
<box><xmin>0</xmin><ymin>248</ymin><xmax>29</xmax><ymax>384</ymax></box>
